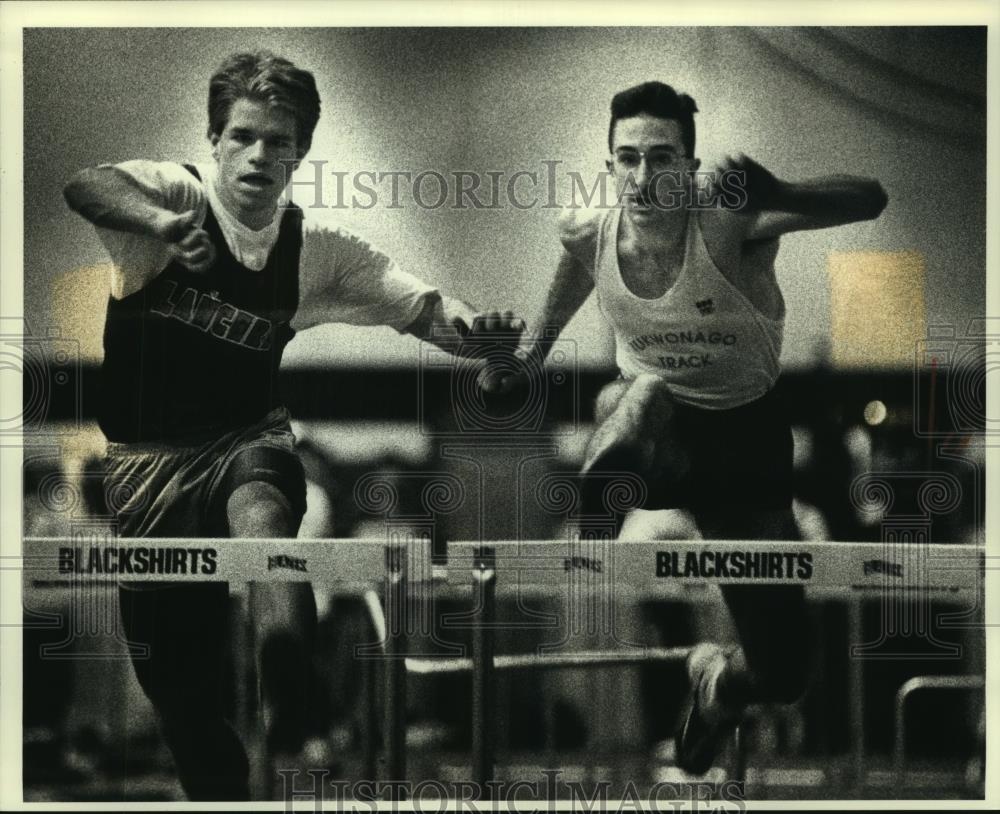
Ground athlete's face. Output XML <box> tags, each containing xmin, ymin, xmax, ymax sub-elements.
<box><xmin>608</xmin><ymin>115</ymin><xmax>700</xmax><ymax>225</ymax></box>
<box><xmin>211</xmin><ymin>97</ymin><xmax>300</xmax><ymax>228</ymax></box>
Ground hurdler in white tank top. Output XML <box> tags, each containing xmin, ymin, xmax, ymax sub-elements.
<box><xmin>593</xmin><ymin>207</ymin><xmax>783</xmax><ymax>410</ymax></box>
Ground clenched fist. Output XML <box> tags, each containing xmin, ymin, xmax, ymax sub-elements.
<box><xmin>463</xmin><ymin>310</ymin><xmax>526</xmax><ymax>395</ymax></box>
<box><xmin>157</xmin><ymin>209</ymin><xmax>216</xmax><ymax>274</ymax></box>
<box><xmin>712</xmin><ymin>153</ymin><xmax>784</xmax><ymax>213</ymax></box>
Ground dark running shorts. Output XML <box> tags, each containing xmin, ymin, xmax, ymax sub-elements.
<box><xmin>103</xmin><ymin>406</ymin><xmax>306</xmax><ymax>540</ymax></box>
<box><xmin>647</xmin><ymin>384</ymin><xmax>794</xmax><ymax>512</ymax></box>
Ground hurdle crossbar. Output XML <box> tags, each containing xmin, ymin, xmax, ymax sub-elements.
<box><xmin>445</xmin><ymin>539</ymin><xmax>983</xmax><ymax>787</ymax></box>
<box><xmin>16</xmin><ymin>536</ymin><xmax>426</xmax><ymax>792</ymax></box>
<box><xmin>16</xmin><ymin>537</ymin><xmax>435</xmax><ymax>585</ymax></box>
<box><xmin>18</xmin><ymin>538</ymin><xmax>984</xmax><ymax>595</ymax></box>
<box><xmin>16</xmin><ymin>536</ymin><xmax>987</xmax><ymax>791</ymax></box>
<box><xmin>447</xmin><ymin>540</ymin><xmax>983</xmax><ymax>594</ymax></box>
<box><xmin>406</xmin><ymin>646</ymin><xmax>692</xmax><ymax>675</ymax></box>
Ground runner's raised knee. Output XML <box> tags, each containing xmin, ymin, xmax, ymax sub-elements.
<box><xmin>594</xmin><ymin>374</ymin><xmax>674</xmax><ymax>426</ymax></box>
<box><xmin>630</xmin><ymin>372</ymin><xmax>674</xmax><ymax>410</ymax></box>
<box><xmin>226</xmin><ymin>481</ymin><xmax>296</xmax><ymax>537</ymax></box>
<box><xmin>594</xmin><ymin>379</ymin><xmax>630</xmax><ymax>424</ymax></box>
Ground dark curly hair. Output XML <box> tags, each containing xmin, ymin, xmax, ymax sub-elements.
<box><xmin>609</xmin><ymin>81</ymin><xmax>699</xmax><ymax>157</ymax></box>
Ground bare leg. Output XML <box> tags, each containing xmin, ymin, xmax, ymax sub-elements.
<box><xmin>119</xmin><ymin>584</ymin><xmax>251</xmax><ymax>800</ymax></box>
<box><xmin>695</xmin><ymin>507</ymin><xmax>810</xmax><ymax>709</ymax></box>
<box><xmin>593</xmin><ymin>377</ymin><xmax>631</xmax><ymax>425</ymax></box>
<box><xmin>584</xmin><ymin>374</ymin><xmax>675</xmax><ymax>472</ymax></box>
<box><xmin>579</xmin><ymin>374</ymin><xmax>688</xmax><ymax>531</ymax></box>
<box><xmin>676</xmin><ymin>506</ymin><xmax>810</xmax><ymax>774</ymax></box>
<box><xmin>227</xmin><ymin>482</ymin><xmax>317</xmax><ymax>755</ymax></box>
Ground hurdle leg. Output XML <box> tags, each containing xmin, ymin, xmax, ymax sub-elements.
<box><xmin>383</xmin><ymin>546</ymin><xmax>408</xmax><ymax>800</ymax></box>
<box><xmin>236</xmin><ymin>585</ymin><xmax>270</xmax><ymax>800</ymax></box>
<box><xmin>471</xmin><ymin>547</ymin><xmax>497</xmax><ymax>792</ymax></box>
<box><xmin>361</xmin><ymin>655</ymin><xmax>378</xmax><ymax>782</ymax></box>
<box><xmin>847</xmin><ymin>598</ymin><xmax>866</xmax><ymax>790</ymax></box>
<box><xmin>733</xmin><ymin>723</ymin><xmax>748</xmax><ymax>788</ymax></box>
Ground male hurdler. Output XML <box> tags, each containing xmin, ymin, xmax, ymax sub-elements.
<box><xmin>64</xmin><ymin>51</ymin><xmax>522</xmax><ymax>799</ymax></box>
<box><xmin>514</xmin><ymin>81</ymin><xmax>887</xmax><ymax>773</ymax></box>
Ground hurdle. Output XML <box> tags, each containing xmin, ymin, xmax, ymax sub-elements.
<box><xmin>894</xmin><ymin>674</ymin><xmax>986</xmax><ymax>784</ymax></box>
<box><xmin>17</xmin><ymin>536</ymin><xmax>986</xmax><ymax>798</ymax></box>
<box><xmin>17</xmin><ymin>535</ymin><xmax>435</xmax><ymax>802</ymax></box>
<box><xmin>442</xmin><ymin>539</ymin><xmax>984</xmax><ymax>790</ymax></box>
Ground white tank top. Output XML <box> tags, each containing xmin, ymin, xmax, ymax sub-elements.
<box><xmin>593</xmin><ymin>207</ymin><xmax>783</xmax><ymax>410</ymax></box>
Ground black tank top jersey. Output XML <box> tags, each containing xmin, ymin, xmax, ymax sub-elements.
<box><xmin>99</xmin><ymin>165</ymin><xmax>303</xmax><ymax>443</ymax></box>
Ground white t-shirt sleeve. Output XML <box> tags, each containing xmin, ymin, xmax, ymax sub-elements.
<box><xmin>292</xmin><ymin>225</ymin><xmax>437</xmax><ymax>333</ymax></box>
<box><xmin>94</xmin><ymin>160</ymin><xmax>207</xmax><ymax>299</ymax></box>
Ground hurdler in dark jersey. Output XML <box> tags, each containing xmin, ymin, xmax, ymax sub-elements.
<box><xmin>101</xmin><ymin>166</ymin><xmax>302</xmax><ymax>442</ymax></box>
<box><xmin>63</xmin><ymin>51</ymin><xmax>523</xmax><ymax>803</ymax></box>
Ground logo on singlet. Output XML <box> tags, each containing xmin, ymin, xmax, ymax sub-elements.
<box><xmin>149</xmin><ymin>279</ymin><xmax>274</xmax><ymax>350</ymax></box>
<box><xmin>696</xmin><ymin>298</ymin><xmax>715</xmax><ymax>315</ymax></box>
<box><xmin>628</xmin><ymin>330</ymin><xmax>737</xmax><ymax>353</ymax></box>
